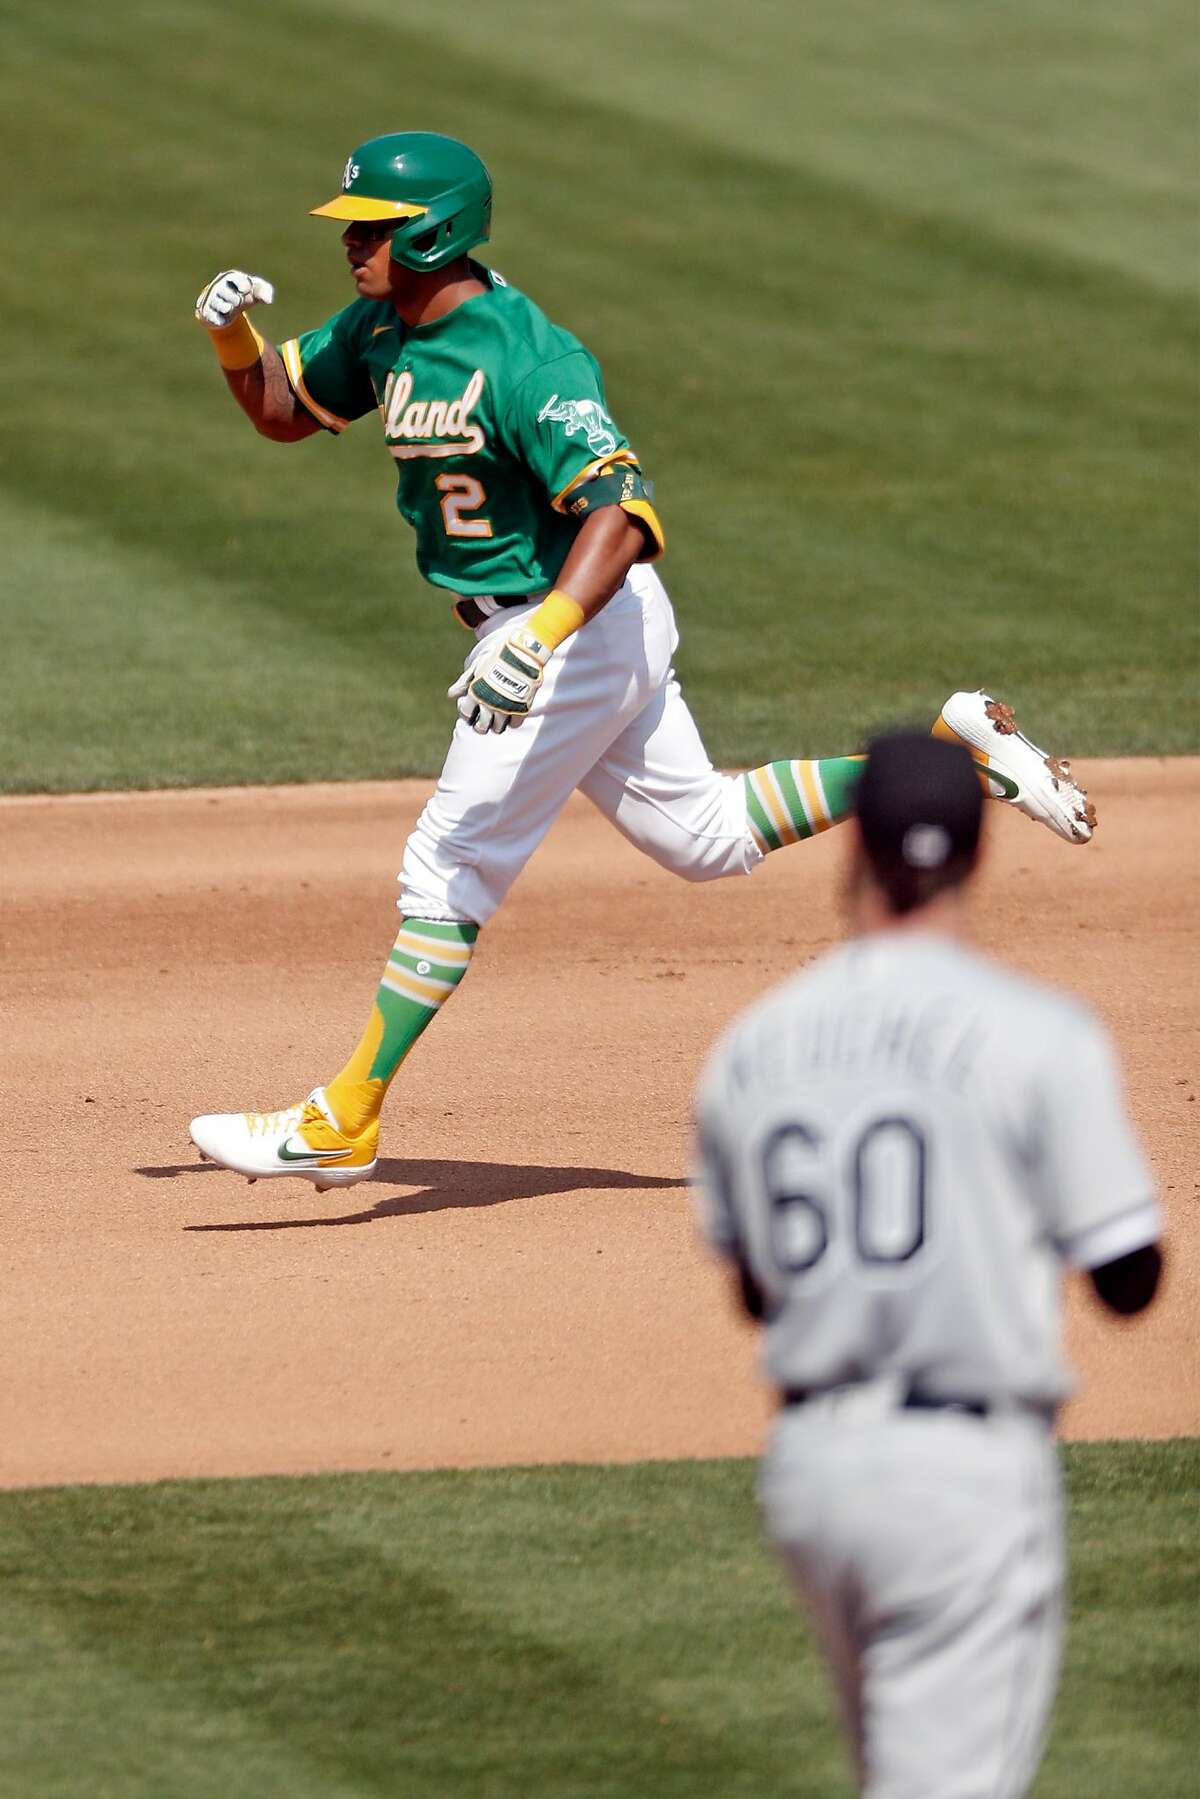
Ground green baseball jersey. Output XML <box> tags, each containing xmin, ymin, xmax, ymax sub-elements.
<box><xmin>280</xmin><ymin>265</ymin><xmax>656</xmax><ymax>596</ymax></box>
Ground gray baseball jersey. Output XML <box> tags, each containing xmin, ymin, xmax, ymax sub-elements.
<box><xmin>695</xmin><ymin>931</ymin><xmax>1160</xmax><ymax>1408</ymax></box>
<box><xmin>695</xmin><ymin>928</ymin><xmax>1160</xmax><ymax>1796</ymax></box>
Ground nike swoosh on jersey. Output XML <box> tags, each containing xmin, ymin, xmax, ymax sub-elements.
<box><xmin>372</xmin><ymin>323</ymin><xmax>397</xmax><ymax>337</ymax></box>
<box><xmin>277</xmin><ymin>1138</ymin><xmax>352</xmax><ymax>1164</ymax></box>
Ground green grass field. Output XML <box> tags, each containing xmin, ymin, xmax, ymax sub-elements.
<box><xmin>3</xmin><ymin>8</ymin><xmax>1194</xmax><ymax>1792</ymax></box>
<box><xmin>1</xmin><ymin>0</ymin><xmax>1195</xmax><ymax>789</ymax></box>
<box><xmin>1</xmin><ymin>1445</ymin><xmax>1195</xmax><ymax>1797</ymax></box>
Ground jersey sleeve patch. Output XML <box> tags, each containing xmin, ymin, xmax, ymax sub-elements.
<box><xmin>537</xmin><ymin>393</ymin><xmax>622</xmax><ymax>459</ymax></box>
<box><xmin>504</xmin><ymin>350</ymin><xmax>635</xmax><ymax>508</ymax></box>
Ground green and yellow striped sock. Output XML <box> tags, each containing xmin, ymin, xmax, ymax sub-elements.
<box><xmin>743</xmin><ymin>756</ymin><xmax>865</xmax><ymax>853</ymax></box>
<box><xmin>323</xmin><ymin>918</ymin><xmax>478</xmax><ymax>1134</ymax></box>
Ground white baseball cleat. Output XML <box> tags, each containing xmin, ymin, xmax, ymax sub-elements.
<box><xmin>935</xmin><ymin>690</ymin><xmax>1097</xmax><ymax>845</ymax></box>
<box><xmin>188</xmin><ymin>1087</ymin><xmax>378</xmax><ymax>1191</ymax></box>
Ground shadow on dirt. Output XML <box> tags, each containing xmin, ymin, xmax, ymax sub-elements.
<box><xmin>136</xmin><ymin>1157</ymin><xmax>688</xmax><ymax>1231</ymax></box>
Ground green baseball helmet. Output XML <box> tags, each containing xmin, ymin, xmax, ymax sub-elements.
<box><xmin>311</xmin><ymin>132</ymin><xmax>492</xmax><ymax>271</ymax></box>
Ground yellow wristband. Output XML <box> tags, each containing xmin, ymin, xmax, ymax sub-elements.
<box><xmin>205</xmin><ymin>314</ymin><xmax>266</xmax><ymax>372</ymax></box>
<box><xmin>525</xmin><ymin>589</ymin><xmax>586</xmax><ymax>652</ymax></box>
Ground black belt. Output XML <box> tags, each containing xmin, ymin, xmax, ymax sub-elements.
<box><xmin>782</xmin><ymin>1384</ymin><xmax>990</xmax><ymax>1419</ymax></box>
<box><xmin>452</xmin><ymin>594</ymin><xmax>533</xmax><ymax>632</ymax></box>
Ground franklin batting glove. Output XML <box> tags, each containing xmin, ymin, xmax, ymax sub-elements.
<box><xmin>448</xmin><ymin>627</ymin><xmax>551</xmax><ymax>735</ymax></box>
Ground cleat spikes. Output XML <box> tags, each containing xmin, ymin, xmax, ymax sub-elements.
<box><xmin>937</xmin><ymin>690</ymin><xmax>1095</xmax><ymax>844</ymax></box>
<box><xmin>983</xmin><ymin>700</ymin><xmax>1017</xmax><ymax>735</ymax></box>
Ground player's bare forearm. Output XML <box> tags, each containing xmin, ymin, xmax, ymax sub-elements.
<box><xmin>452</xmin><ymin>506</ymin><xmax>652</xmax><ymax>733</ymax></box>
<box><xmin>554</xmin><ymin>507</ymin><xmax>648</xmax><ymax>619</ymax></box>
<box><xmin>223</xmin><ymin>341</ymin><xmax>321</xmax><ymax>443</ymax></box>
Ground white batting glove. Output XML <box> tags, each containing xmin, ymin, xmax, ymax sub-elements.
<box><xmin>194</xmin><ymin>270</ymin><xmax>275</xmax><ymax>328</ymax></box>
<box><xmin>448</xmin><ymin>626</ymin><xmax>552</xmax><ymax>735</ymax></box>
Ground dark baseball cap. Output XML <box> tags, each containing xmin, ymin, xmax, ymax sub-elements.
<box><xmin>854</xmin><ymin>730</ymin><xmax>983</xmax><ymax>907</ymax></box>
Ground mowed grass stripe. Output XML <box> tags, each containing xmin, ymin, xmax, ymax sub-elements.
<box><xmin>0</xmin><ymin>2</ymin><xmax>1193</xmax><ymax>789</ymax></box>
<box><xmin>326</xmin><ymin>0</ymin><xmax>1197</xmax><ymax>297</ymax></box>
<box><xmin>1055</xmin><ymin>1441</ymin><xmax>1200</xmax><ymax>1791</ymax></box>
<box><xmin>0</xmin><ymin>1445</ymin><xmax>1195</xmax><ymax>1797</ymax></box>
<box><xmin>0</xmin><ymin>1466</ymin><xmax>835</xmax><ymax>1798</ymax></box>
<box><xmin>0</xmin><ymin>492</ymin><xmax>448</xmax><ymax>792</ymax></box>
<box><xmin>0</xmin><ymin>1590</ymin><xmax>343</xmax><ymax>1799</ymax></box>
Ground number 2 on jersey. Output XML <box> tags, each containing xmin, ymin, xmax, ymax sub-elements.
<box><xmin>765</xmin><ymin>1116</ymin><xmax>928</xmax><ymax>1276</ymax></box>
<box><xmin>435</xmin><ymin>473</ymin><xmax>494</xmax><ymax>539</ymax></box>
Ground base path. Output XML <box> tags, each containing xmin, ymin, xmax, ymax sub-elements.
<box><xmin>3</xmin><ymin>760</ymin><xmax>1196</xmax><ymax>1489</ymax></box>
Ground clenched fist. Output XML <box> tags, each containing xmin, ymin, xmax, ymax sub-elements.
<box><xmin>195</xmin><ymin>270</ymin><xmax>275</xmax><ymax>327</ymax></box>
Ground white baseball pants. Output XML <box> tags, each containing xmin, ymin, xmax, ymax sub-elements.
<box><xmin>760</xmin><ymin>1400</ymin><xmax>1064</xmax><ymax>1799</ymax></box>
<box><xmin>399</xmin><ymin>564</ymin><xmax>763</xmax><ymax>925</ymax></box>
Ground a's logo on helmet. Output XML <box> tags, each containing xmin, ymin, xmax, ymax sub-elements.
<box><xmin>342</xmin><ymin>157</ymin><xmax>360</xmax><ymax>191</ymax></box>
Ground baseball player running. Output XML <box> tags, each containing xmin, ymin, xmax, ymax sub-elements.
<box><xmin>694</xmin><ymin>731</ymin><xmax>1162</xmax><ymax>1798</ymax></box>
<box><xmin>188</xmin><ymin>132</ymin><xmax>1098</xmax><ymax>1191</ymax></box>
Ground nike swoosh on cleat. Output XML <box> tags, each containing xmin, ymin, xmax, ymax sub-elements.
<box><xmin>277</xmin><ymin>1139</ymin><xmax>353</xmax><ymax>1164</ymax></box>
<box><xmin>971</xmin><ymin>761</ymin><xmax>1020</xmax><ymax>801</ymax></box>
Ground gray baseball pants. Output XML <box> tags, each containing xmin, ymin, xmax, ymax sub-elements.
<box><xmin>760</xmin><ymin>1390</ymin><xmax>1064</xmax><ymax>1798</ymax></box>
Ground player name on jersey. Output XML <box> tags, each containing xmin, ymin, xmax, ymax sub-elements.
<box><xmin>726</xmin><ymin>984</ymin><xmax>986</xmax><ymax>1096</ymax></box>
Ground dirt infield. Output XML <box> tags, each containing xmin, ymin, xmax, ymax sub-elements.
<box><xmin>3</xmin><ymin>761</ymin><xmax>1196</xmax><ymax>1489</ymax></box>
